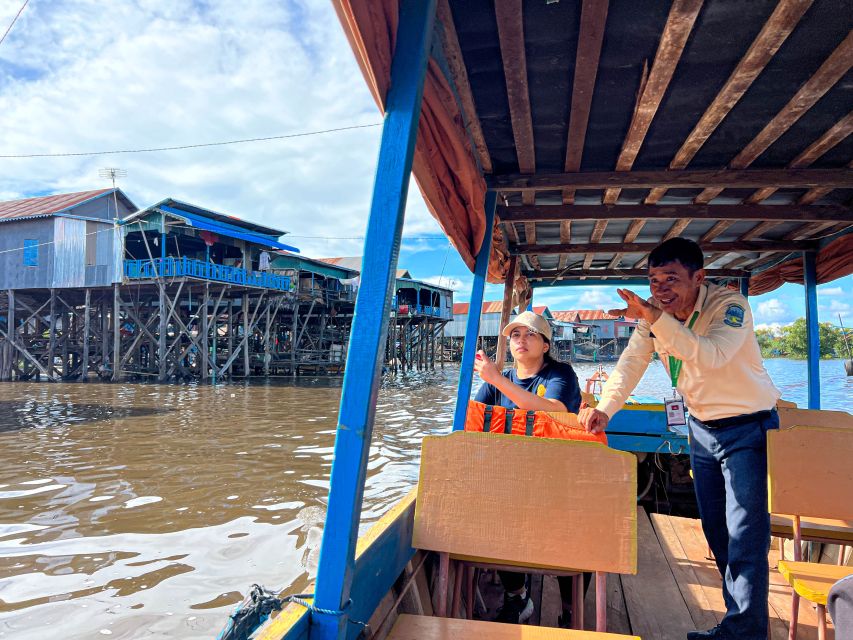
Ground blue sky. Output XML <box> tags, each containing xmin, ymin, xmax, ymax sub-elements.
<box><xmin>1</xmin><ymin>0</ymin><xmax>850</xmax><ymax>329</ymax></box>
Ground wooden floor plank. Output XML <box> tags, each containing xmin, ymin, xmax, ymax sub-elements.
<box><xmin>620</xmin><ymin>509</ymin><xmax>695</xmax><ymax>639</ymax></box>
<box><xmin>650</xmin><ymin>513</ymin><xmax>719</xmax><ymax>630</ymax></box>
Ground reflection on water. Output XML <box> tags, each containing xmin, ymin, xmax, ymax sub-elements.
<box><xmin>0</xmin><ymin>360</ymin><xmax>849</xmax><ymax>639</ymax></box>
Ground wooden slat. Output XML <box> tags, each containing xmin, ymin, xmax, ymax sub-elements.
<box><xmin>436</xmin><ymin>0</ymin><xmax>492</xmax><ymax>173</ymax></box>
<box><xmin>646</xmin><ymin>0</ymin><xmax>813</xmax><ymax>204</ymax></box>
<box><xmin>495</xmin><ymin>0</ymin><xmax>535</xmax><ymax>205</ymax></box>
<box><xmin>783</xmin><ymin>221</ymin><xmax>837</xmax><ymax>241</ymax></box>
<box><xmin>387</xmin><ymin>614</ymin><xmax>640</xmax><ymax>639</ymax></box>
<box><xmin>514</xmin><ymin>240</ymin><xmax>814</xmax><ymax>255</ymax></box>
<box><xmin>694</xmin><ymin>30</ymin><xmax>853</xmax><ymax>204</ymax></box>
<box><xmin>558</xmin><ymin>221</ymin><xmax>571</xmax><ymax>269</ymax></box>
<box><xmin>487</xmin><ymin>168</ymin><xmax>853</xmax><ymax>191</ymax></box>
<box><xmin>604</xmin><ymin>0</ymin><xmax>703</xmax><ymax>204</ymax></box>
<box><xmin>608</xmin><ymin>219</ymin><xmax>648</xmax><ymax>269</ymax></box>
<box><xmin>746</xmin><ymin>110</ymin><xmax>853</xmax><ymax>204</ymax></box>
<box><xmin>563</xmin><ymin>0</ymin><xmax>610</xmax><ymax>204</ymax></box>
<box><xmin>620</xmin><ymin>510</ymin><xmax>695</xmax><ymax>639</ymax></box>
<box><xmin>584</xmin><ymin>219</ymin><xmax>610</xmax><ymax>270</ymax></box>
<box><xmin>525</xmin><ymin>221</ymin><xmax>541</xmax><ymax>269</ymax></box>
<box><xmin>739</xmin><ymin>220</ymin><xmax>781</xmax><ymax>241</ymax></box>
<box><xmin>527</xmin><ymin>268</ymin><xmax>748</xmax><ymax>281</ymax></box>
<box><xmin>700</xmin><ymin>221</ymin><xmax>735</xmax><ymax>242</ymax></box>
<box><xmin>498</xmin><ymin>203</ymin><xmax>852</xmax><ymax>223</ymax></box>
<box><xmin>504</xmin><ymin>221</ymin><xmax>521</xmax><ymax>244</ymax></box>
<box><xmin>799</xmin><ymin>159</ymin><xmax>853</xmax><ymax>204</ymax></box>
<box><xmin>662</xmin><ymin>218</ymin><xmax>691</xmax><ymax>241</ymax></box>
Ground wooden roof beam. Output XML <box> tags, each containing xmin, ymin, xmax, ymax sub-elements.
<box><xmin>607</xmin><ymin>219</ymin><xmax>646</xmax><ymax>269</ymax></box>
<box><xmin>694</xmin><ymin>30</ymin><xmax>853</xmax><ymax>204</ymax></box>
<box><xmin>513</xmin><ymin>240</ymin><xmax>814</xmax><ymax>255</ymax></box>
<box><xmin>497</xmin><ymin>203</ymin><xmax>851</xmax><ymax>223</ymax></box>
<box><xmin>604</xmin><ymin>0</ymin><xmax>704</xmax><ymax>205</ymax></box>
<box><xmin>645</xmin><ymin>0</ymin><xmax>813</xmax><ymax>205</ymax></box>
<box><xmin>798</xmin><ymin>160</ymin><xmax>853</xmax><ymax>204</ymax></box>
<box><xmin>495</xmin><ymin>0</ymin><xmax>536</xmax><ymax>205</ymax></box>
<box><xmin>563</xmin><ymin>0</ymin><xmax>609</xmax><ymax>205</ymax></box>
<box><xmin>558</xmin><ymin>221</ymin><xmax>571</xmax><ymax>269</ymax></box>
<box><xmin>745</xmin><ymin>110</ymin><xmax>853</xmax><ymax>204</ymax></box>
<box><xmin>436</xmin><ymin>0</ymin><xmax>492</xmax><ymax>173</ymax></box>
<box><xmin>487</xmin><ymin>168</ymin><xmax>853</xmax><ymax>191</ymax></box>
<box><xmin>527</xmin><ymin>268</ymin><xmax>749</xmax><ymax>280</ymax></box>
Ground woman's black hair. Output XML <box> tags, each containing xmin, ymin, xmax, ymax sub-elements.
<box><xmin>648</xmin><ymin>237</ymin><xmax>705</xmax><ymax>274</ymax></box>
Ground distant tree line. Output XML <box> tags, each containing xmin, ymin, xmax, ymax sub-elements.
<box><xmin>755</xmin><ymin>318</ymin><xmax>853</xmax><ymax>360</ymax></box>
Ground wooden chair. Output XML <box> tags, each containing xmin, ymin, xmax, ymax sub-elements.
<box><xmin>386</xmin><ymin>430</ymin><xmax>640</xmax><ymax>639</ymax></box>
<box><xmin>773</xmin><ymin>408</ymin><xmax>853</xmax><ymax>565</ymax></box>
<box><xmin>767</xmin><ymin>427</ymin><xmax>853</xmax><ymax>640</ymax></box>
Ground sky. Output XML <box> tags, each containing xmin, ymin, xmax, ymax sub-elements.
<box><xmin>1</xmin><ymin>0</ymin><xmax>850</xmax><ymax>330</ymax></box>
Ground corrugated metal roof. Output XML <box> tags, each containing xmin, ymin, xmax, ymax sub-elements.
<box><xmin>318</xmin><ymin>257</ymin><xmax>411</xmax><ymax>279</ymax></box>
<box><xmin>453</xmin><ymin>302</ymin><xmax>552</xmax><ymax>316</ymax></box>
<box><xmin>552</xmin><ymin>310</ymin><xmax>638</xmax><ymax>322</ymax></box>
<box><xmin>0</xmin><ymin>188</ymin><xmax>131</xmax><ymax>222</ymax></box>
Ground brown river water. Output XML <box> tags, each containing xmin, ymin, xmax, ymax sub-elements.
<box><xmin>0</xmin><ymin>360</ymin><xmax>847</xmax><ymax>639</ymax></box>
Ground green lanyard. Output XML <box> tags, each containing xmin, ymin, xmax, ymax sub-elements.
<box><xmin>668</xmin><ymin>311</ymin><xmax>700</xmax><ymax>391</ymax></box>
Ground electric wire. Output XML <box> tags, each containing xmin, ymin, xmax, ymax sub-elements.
<box><xmin>0</xmin><ymin>123</ymin><xmax>383</xmax><ymax>158</ymax></box>
<box><xmin>0</xmin><ymin>0</ymin><xmax>29</xmax><ymax>48</ymax></box>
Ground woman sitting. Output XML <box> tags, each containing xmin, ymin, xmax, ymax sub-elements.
<box><xmin>473</xmin><ymin>311</ymin><xmax>587</xmax><ymax>627</ymax></box>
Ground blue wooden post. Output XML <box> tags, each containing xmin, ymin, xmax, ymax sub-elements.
<box><xmin>452</xmin><ymin>192</ymin><xmax>496</xmax><ymax>431</ymax></box>
<box><xmin>311</xmin><ymin>2</ymin><xmax>436</xmax><ymax>639</ymax></box>
<box><xmin>804</xmin><ymin>251</ymin><xmax>820</xmax><ymax>409</ymax></box>
<box><xmin>740</xmin><ymin>277</ymin><xmax>749</xmax><ymax>297</ymax></box>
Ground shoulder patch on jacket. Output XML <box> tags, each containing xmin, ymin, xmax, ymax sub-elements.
<box><xmin>723</xmin><ymin>304</ymin><xmax>745</xmax><ymax>328</ymax></box>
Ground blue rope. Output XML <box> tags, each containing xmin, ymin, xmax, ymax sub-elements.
<box><xmin>282</xmin><ymin>594</ymin><xmax>370</xmax><ymax>634</ymax></box>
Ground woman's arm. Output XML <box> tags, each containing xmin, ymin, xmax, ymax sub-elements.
<box><xmin>474</xmin><ymin>351</ymin><xmax>568</xmax><ymax>412</ymax></box>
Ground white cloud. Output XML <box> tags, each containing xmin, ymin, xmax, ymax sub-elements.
<box><xmin>755</xmin><ymin>322</ymin><xmax>785</xmax><ymax>334</ymax></box>
<box><xmin>819</xmin><ymin>286</ymin><xmax>845</xmax><ymax>297</ymax></box>
<box><xmin>0</xmin><ymin>0</ymin><xmax>397</xmax><ymax>260</ymax></box>
<box><xmin>577</xmin><ymin>288</ymin><xmax>622</xmax><ymax>310</ymax></box>
<box><xmin>755</xmin><ymin>298</ymin><xmax>791</xmax><ymax>323</ymax></box>
<box><xmin>828</xmin><ymin>299</ymin><xmax>851</xmax><ymax>314</ymax></box>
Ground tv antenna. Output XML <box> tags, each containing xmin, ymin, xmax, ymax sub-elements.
<box><xmin>99</xmin><ymin>167</ymin><xmax>127</xmax><ymax>218</ymax></box>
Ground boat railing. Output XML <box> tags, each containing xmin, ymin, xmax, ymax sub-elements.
<box><xmin>123</xmin><ymin>257</ymin><xmax>291</xmax><ymax>292</ymax></box>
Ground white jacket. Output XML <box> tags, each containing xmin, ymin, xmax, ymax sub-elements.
<box><xmin>597</xmin><ymin>283</ymin><xmax>780</xmax><ymax>422</ymax></box>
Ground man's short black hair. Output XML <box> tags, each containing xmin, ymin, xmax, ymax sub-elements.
<box><xmin>648</xmin><ymin>237</ymin><xmax>705</xmax><ymax>274</ymax></box>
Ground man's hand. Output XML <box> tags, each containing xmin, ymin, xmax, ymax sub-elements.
<box><xmin>608</xmin><ymin>288</ymin><xmax>662</xmax><ymax>324</ymax></box>
<box><xmin>578</xmin><ymin>407</ymin><xmax>610</xmax><ymax>434</ymax></box>
<box><xmin>473</xmin><ymin>349</ymin><xmax>501</xmax><ymax>385</ymax></box>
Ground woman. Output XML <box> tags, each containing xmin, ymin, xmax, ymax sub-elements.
<box><xmin>473</xmin><ymin>311</ymin><xmax>586</xmax><ymax>627</ymax></box>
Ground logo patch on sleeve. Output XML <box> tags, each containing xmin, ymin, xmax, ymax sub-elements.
<box><xmin>723</xmin><ymin>304</ymin><xmax>745</xmax><ymax>328</ymax></box>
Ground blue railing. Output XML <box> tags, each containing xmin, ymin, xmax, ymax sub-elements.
<box><xmin>390</xmin><ymin>300</ymin><xmax>450</xmax><ymax>319</ymax></box>
<box><xmin>124</xmin><ymin>257</ymin><xmax>291</xmax><ymax>292</ymax></box>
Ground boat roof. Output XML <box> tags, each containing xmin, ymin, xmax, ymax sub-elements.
<box><xmin>336</xmin><ymin>1</ymin><xmax>853</xmax><ymax>294</ymax></box>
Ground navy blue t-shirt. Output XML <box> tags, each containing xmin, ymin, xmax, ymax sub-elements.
<box><xmin>474</xmin><ymin>360</ymin><xmax>581</xmax><ymax>413</ymax></box>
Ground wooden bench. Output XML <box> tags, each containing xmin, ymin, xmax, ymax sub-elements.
<box><xmin>768</xmin><ymin>427</ymin><xmax>853</xmax><ymax>640</ymax></box>
<box><xmin>386</xmin><ymin>431</ymin><xmax>640</xmax><ymax>639</ymax></box>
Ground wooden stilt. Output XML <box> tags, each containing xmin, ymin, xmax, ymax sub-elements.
<box><xmin>6</xmin><ymin>289</ymin><xmax>15</xmax><ymax>380</ymax></box>
<box><xmin>81</xmin><ymin>288</ymin><xmax>90</xmax><ymax>381</ymax></box>
<box><xmin>242</xmin><ymin>292</ymin><xmax>250</xmax><ymax>376</ymax></box>
<box><xmin>201</xmin><ymin>284</ymin><xmax>209</xmax><ymax>380</ymax></box>
<box><xmin>291</xmin><ymin>303</ymin><xmax>298</xmax><ymax>376</ymax></box>
<box><xmin>264</xmin><ymin>303</ymin><xmax>271</xmax><ymax>375</ymax></box>
<box><xmin>228</xmin><ymin>299</ymin><xmax>234</xmax><ymax>376</ymax></box>
<box><xmin>112</xmin><ymin>284</ymin><xmax>121</xmax><ymax>381</ymax></box>
<box><xmin>47</xmin><ymin>288</ymin><xmax>57</xmax><ymax>381</ymax></box>
<box><xmin>158</xmin><ymin>284</ymin><xmax>167</xmax><ymax>381</ymax></box>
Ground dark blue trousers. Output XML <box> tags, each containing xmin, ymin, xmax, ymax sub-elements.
<box><xmin>688</xmin><ymin>410</ymin><xmax>779</xmax><ymax>640</ymax></box>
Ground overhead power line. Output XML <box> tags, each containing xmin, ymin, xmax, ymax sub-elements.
<box><xmin>0</xmin><ymin>0</ymin><xmax>29</xmax><ymax>48</ymax></box>
<box><xmin>0</xmin><ymin>123</ymin><xmax>383</xmax><ymax>159</ymax></box>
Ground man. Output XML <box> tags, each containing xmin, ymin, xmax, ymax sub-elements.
<box><xmin>579</xmin><ymin>237</ymin><xmax>780</xmax><ymax>640</ymax></box>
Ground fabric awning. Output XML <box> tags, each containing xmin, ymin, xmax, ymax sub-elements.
<box><xmin>158</xmin><ymin>205</ymin><xmax>300</xmax><ymax>253</ymax></box>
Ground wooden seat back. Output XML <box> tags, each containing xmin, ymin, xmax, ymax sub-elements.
<box><xmin>768</xmin><ymin>427</ymin><xmax>853</xmax><ymax>522</ymax></box>
<box><xmin>777</xmin><ymin>407</ymin><xmax>853</xmax><ymax>430</ymax></box>
<box><xmin>413</xmin><ymin>431</ymin><xmax>637</xmax><ymax>575</ymax></box>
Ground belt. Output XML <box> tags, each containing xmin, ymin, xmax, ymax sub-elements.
<box><xmin>691</xmin><ymin>408</ymin><xmax>776</xmax><ymax>430</ymax></box>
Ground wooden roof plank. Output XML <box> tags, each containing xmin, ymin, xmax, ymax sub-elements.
<box><xmin>497</xmin><ymin>203</ymin><xmax>852</xmax><ymax>223</ymax></box>
<box><xmin>558</xmin><ymin>221</ymin><xmax>571</xmax><ymax>269</ymax></box>
<box><xmin>515</xmin><ymin>240</ymin><xmax>814</xmax><ymax>255</ymax></box>
<box><xmin>528</xmin><ymin>268</ymin><xmax>748</xmax><ymax>280</ymax></box>
<box><xmin>694</xmin><ymin>30</ymin><xmax>853</xmax><ymax>204</ymax></box>
<box><xmin>436</xmin><ymin>0</ymin><xmax>492</xmax><ymax>174</ymax></box>
<box><xmin>646</xmin><ymin>0</ymin><xmax>813</xmax><ymax>205</ymax></box>
<box><xmin>495</xmin><ymin>0</ymin><xmax>536</xmax><ymax>198</ymax></box>
<box><xmin>608</xmin><ymin>219</ymin><xmax>648</xmax><ymax>269</ymax></box>
<box><xmin>700</xmin><ymin>221</ymin><xmax>735</xmax><ymax>242</ymax></box>
<box><xmin>604</xmin><ymin>0</ymin><xmax>704</xmax><ymax>205</ymax></box>
<box><xmin>797</xmin><ymin>159</ymin><xmax>853</xmax><ymax>205</ymax></box>
<box><xmin>563</xmin><ymin>0</ymin><xmax>610</xmax><ymax>204</ymax></box>
<box><xmin>488</xmin><ymin>167</ymin><xmax>853</xmax><ymax>191</ymax></box>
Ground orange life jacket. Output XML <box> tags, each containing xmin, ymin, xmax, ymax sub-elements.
<box><xmin>464</xmin><ymin>400</ymin><xmax>608</xmax><ymax>445</ymax></box>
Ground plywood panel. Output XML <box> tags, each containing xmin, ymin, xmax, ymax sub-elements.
<box><xmin>413</xmin><ymin>432</ymin><xmax>636</xmax><ymax>575</ymax></box>
<box><xmin>386</xmin><ymin>614</ymin><xmax>639</xmax><ymax>639</ymax></box>
<box><xmin>768</xmin><ymin>427</ymin><xmax>853</xmax><ymax>520</ymax></box>
<box><xmin>778</xmin><ymin>407</ymin><xmax>853</xmax><ymax>430</ymax></box>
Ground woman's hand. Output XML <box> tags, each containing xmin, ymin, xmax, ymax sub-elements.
<box><xmin>608</xmin><ymin>288</ymin><xmax>662</xmax><ymax>324</ymax></box>
<box><xmin>473</xmin><ymin>349</ymin><xmax>501</xmax><ymax>385</ymax></box>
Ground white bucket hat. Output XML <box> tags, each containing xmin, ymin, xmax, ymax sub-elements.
<box><xmin>501</xmin><ymin>311</ymin><xmax>552</xmax><ymax>341</ymax></box>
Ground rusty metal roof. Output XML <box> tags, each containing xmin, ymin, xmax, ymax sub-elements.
<box><xmin>0</xmin><ymin>189</ymin><xmax>135</xmax><ymax>222</ymax></box>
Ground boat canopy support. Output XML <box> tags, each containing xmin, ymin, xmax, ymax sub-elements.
<box><xmin>804</xmin><ymin>251</ymin><xmax>821</xmax><ymax>409</ymax></box>
<box><xmin>452</xmin><ymin>192</ymin><xmax>497</xmax><ymax>432</ymax></box>
<box><xmin>311</xmin><ymin>1</ymin><xmax>437</xmax><ymax>639</ymax></box>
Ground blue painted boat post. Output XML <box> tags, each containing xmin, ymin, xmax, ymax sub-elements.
<box><xmin>310</xmin><ymin>2</ymin><xmax>436</xmax><ymax>640</ymax></box>
<box><xmin>452</xmin><ymin>192</ymin><xmax>496</xmax><ymax>431</ymax></box>
<box><xmin>804</xmin><ymin>251</ymin><xmax>820</xmax><ymax>409</ymax></box>
<box><xmin>740</xmin><ymin>276</ymin><xmax>749</xmax><ymax>298</ymax></box>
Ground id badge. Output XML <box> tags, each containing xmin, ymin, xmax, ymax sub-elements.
<box><xmin>665</xmin><ymin>397</ymin><xmax>687</xmax><ymax>428</ymax></box>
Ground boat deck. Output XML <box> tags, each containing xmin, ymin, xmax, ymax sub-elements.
<box><xmin>523</xmin><ymin>510</ymin><xmax>835</xmax><ymax>639</ymax></box>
